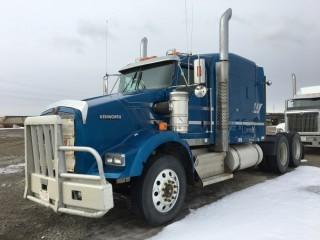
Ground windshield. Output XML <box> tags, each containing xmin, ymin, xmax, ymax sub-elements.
<box><xmin>287</xmin><ymin>98</ymin><xmax>320</xmax><ymax>110</ymax></box>
<box><xmin>118</xmin><ymin>61</ymin><xmax>176</xmax><ymax>93</ymax></box>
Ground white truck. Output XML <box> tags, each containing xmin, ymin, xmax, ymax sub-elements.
<box><xmin>285</xmin><ymin>85</ymin><xmax>320</xmax><ymax>147</ymax></box>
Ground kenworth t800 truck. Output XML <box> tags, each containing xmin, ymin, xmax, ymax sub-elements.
<box><xmin>24</xmin><ymin>9</ymin><xmax>302</xmax><ymax>225</ymax></box>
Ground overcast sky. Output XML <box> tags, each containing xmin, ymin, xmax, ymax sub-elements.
<box><xmin>0</xmin><ymin>0</ymin><xmax>319</xmax><ymax>116</ymax></box>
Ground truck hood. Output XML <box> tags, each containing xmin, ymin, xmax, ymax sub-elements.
<box><xmin>82</xmin><ymin>90</ymin><xmax>169</xmax><ymax>147</ymax></box>
<box><xmin>76</xmin><ymin>90</ymin><xmax>169</xmax><ymax>173</ymax></box>
<box><xmin>43</xmin><ymin>89</ymin><xmax>169</xmax><ymax>173</ymax></box>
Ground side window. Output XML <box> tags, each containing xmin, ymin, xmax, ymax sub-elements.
<box><xmin>178</xmin><ymin>67</ymin><xmax>194</xmax><ymax>86</ymax></box>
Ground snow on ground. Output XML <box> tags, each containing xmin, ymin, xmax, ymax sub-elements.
<box><xmin>151</xmin><ymin>166</ymin><xmax>320</xmax><ymax>240</ymax></box>
<box><xmin>0</xmin><ymin>163</ymin><xmax>25</xmax><ymax>174</ymax></box>
<box><xmin>0</xmin><ymin>127</ymin><xmax>24</xmax><ymax>130</ymax></box>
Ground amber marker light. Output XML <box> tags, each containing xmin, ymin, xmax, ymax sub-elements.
<box><xmin>158</xmin><ymin>121</ymin><xmax>168</xmax><ymax>131</ymax></box>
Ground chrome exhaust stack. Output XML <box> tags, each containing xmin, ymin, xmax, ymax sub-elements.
<box><xmin>219</xmin><ymin>8</ymin><xmax>232</xmax><ymax>61</ymax></box>
<box><xmin>140</xmin><ymin>37</ymin><xmax>148</xmax><ymax>58</ymax></box>
<box><xmin>215</xmin><ymin>8</ymin><xmax>232</xmax><ymax>152</ymax></box>
<box><xmin>292</xmin><ymin>73</ymin><xmax>297</xmax><ymax>97</ymax></box>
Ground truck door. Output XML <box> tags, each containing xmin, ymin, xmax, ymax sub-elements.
<box><xmin>176</xmin><ymin>65</ymin><xmax>211</xmax><ymax>145</ymax></box>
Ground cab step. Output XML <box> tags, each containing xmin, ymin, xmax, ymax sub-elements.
<box><xmin>192</xmin><ymin>149</ymin><xmax>233</xmax><ymax>187</ymax></box>
<box><xmin>201</xmin><ymin>173</ymin><xmax>233</xmax><ymax>187</ymax></box>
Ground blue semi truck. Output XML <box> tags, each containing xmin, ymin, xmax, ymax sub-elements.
<box><xmin>24</xmin><ymin>9</ymin><xmax>302</xmax><ymax>225</ymax></box>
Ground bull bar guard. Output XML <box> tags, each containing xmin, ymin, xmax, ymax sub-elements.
<box><xmin>24</xmin><ymin>115</ymin><xmax>114</xmax><ymax>218</ymax></box>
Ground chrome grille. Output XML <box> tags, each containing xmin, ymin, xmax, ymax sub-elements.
<box><xmin>26</xmin><ymin>123</ymin><xmax>62</xmax><ymax>177</ymax></box>
<box><xmin>287</xmin><ymin>112</ymin><xmax>319</xmax><ymax>132</ymax></box>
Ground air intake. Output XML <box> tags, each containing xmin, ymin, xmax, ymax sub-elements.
<box><xmin>140</xmin><ymin>37</ymin><xmax>148</xmax><ymax>58</ymax></box>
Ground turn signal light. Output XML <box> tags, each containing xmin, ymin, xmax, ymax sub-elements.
<box><xmin>158</xmin><ymin>121</ymin><xmax>168</xmax><ymax>131</ymax></box>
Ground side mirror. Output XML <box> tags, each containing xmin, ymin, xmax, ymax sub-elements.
<box><xmin>194</xmin><ymin>58</ymin><xmax>206</xmax><ymax>85</ymax></box>
<box><xmin>266</xmin><ymin>80</ymin><xmax>272</xmax><ymax>86</ymax></box>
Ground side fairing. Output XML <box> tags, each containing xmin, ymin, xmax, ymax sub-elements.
<box><xmin>179</xmin><ymin>53</ymin><xmax>266</xmax><ymax>144</ymax></box>
<box><xmin>228</xmin><ymin>54</ymin><xmax>266</xmax><ymax>143</ymax></box>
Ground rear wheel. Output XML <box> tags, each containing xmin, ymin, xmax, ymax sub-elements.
<box><xmin>269</xmin><ymin>134</ymin><xmax>290</xmax><ymax>173</ymax></box>
<box><xmin>259</xmin><ymin>134</ymin><xmax>290</xmax><ymax>174</ymax></box>
<box><xmin>132</xmin><ymin>154</ymin><xmax>187</xmax><ymax>226</ymax></box>
<box><xmin>288</xmin><ymin>132</ymin><xmax>302</xmax><ymax>167</ymax></box>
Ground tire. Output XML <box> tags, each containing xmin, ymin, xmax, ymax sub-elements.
<box><xmin>131</xmin><ymin>154</ymin><xmax>187</xmax><ymax>226</ymax></box>
<box><xmin>268</xmin><ymin>134</ymin><xmax>290</xmax><ymax>173</ymax></box>
<box><xmin>288</xmin><ymin>132</ymin><xmax>302</xmax><ymax>167</ymax></box>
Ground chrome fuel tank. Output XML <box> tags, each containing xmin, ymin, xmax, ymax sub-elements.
<box><xmin>226</xmin><ymin>144</ymin><xmax>263</xmax><ymax>171</ymax></box>
<box><xmin>169</xmin><ymin>91</ymin><xmax>189</xmax><ymax>133</ymax></box>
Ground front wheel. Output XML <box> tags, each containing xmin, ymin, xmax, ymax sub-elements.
<box><xmin>132</xmin><ymin>154</ymin><xmax>187</xmax><ymax>226</ymax></box>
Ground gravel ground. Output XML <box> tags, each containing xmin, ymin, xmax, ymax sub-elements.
<box><xmin>0</xmin><ymin>129</ymin><xmax>319</xmax><ymax>240</ymax></box>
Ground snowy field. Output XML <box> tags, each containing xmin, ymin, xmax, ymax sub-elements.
<box><xmin>152</xmin><ymin>166</ymin><xmax>320</xmax><ymax>240</ymax></box>
<box><xmin>0</xmin><ymin>163</ymin><xmax>24</xmax><ymax>174</ymax></box>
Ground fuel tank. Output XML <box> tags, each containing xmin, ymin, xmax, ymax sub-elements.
<box><xmin>225</xmin><ymin>144</ymin><xmax>263</xmax><ymax>171</ymax></box>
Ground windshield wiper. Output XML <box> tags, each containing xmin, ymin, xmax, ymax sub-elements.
<box><xmin>135</xmin><ymin>71</ymin><xmax>144</xmax><ymax>91</ymax></box>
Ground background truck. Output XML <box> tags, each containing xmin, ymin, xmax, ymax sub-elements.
<box><xmin>285</xmin><ymin>84</ymin><xmax>320</xmax><ymax>148</ymax></box>
<box><xmin>23</xmin><ymin>8</ymin><xmax>302</xmax><ymax>226</ymax></box>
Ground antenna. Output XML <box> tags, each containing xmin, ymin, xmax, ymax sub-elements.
<box><xmin>105</xmin><ymin>19</ymin><xmax>109</xmax><ymax>74</ymax></box>
<box><xmin>292</xmin><ymin>73</ymin><xmax>297</xmax><ymax>97</ymax></box>
<box><xmin>103</xmin><ymin>19</ymin><xmax>109</xmax><ymax>95</ymax></box>
<box><xmin>190</xmin><ymin>0</ymin><xmax>194</xmax><ymax>54</ymax></box>
<box><xmin>184</xmin><ymin>0</ymin><xmax>189</xmax><ymax>52</ymax></box>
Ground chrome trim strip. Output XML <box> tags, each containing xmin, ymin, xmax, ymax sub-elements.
<box><xmin>185</xmin><ymin>138</ymin><xmax>209</xmax><ymax>146</ymax></box>
<box><xmin>45</xmin><ymin>100</ymin><xmax>88</xmax><ymax>124</ymax></box>
<box><xmin>229</xmin><ymin>121</ymin><xmax>264</xmax><ymax>126</ymax></box>
<box><xmin>149</xmin><ymin>119</ymin><xmax>263</xmax><ymax>126</ymax></box>
<box><xmin>189</xmin><ymin>121</ymin><xmax>215</xmax><ymax>125</ymax></box>
<box><xmin>189</xmin><ymin>106</ymin><xmax>214</xmax><ymax>111</ymax></box>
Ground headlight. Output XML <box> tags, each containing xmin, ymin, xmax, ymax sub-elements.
<box><xmin>105</xmin><ymin>153</ymin><xmax>125</xmax><ymax>167</ymax></box>
<box><xmin>62</xmin><ymin>117</ymin><xmax>75</xmax><ymax>172</ymax></box>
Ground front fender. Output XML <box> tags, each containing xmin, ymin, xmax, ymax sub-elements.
<box><xmin>104</xmin><ymin>129</ymin><xmax>192</xmax><ymax>179</ymax></box>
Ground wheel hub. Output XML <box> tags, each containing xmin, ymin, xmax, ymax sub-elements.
<box><xmin>152</xmin><ymin>169</ymin><xmax>180</xmax><ymax>213</ymax></box>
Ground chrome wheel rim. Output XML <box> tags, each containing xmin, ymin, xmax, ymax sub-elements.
<box><xmin>279</xmin><ymin>142</ymin><xmax>288</xmax><ymax>166</ymax></box>
<box><xmin>152</xmin><ymin>169</ymin><xmax>180</xmax><ymax>213</ymax></box>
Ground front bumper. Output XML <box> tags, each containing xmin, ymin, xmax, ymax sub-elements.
<box><xmin>300</xmin><ymin>134</ymin><xmax>320</xmax><ymax>148</ymax></box>
<box><xmin>24</xmin><ymin>115</ymin><xmax>114</xmax><ymax>218</ymax></box>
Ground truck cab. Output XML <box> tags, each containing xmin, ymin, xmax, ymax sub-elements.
<box><xmin>285</xmin><ymin>86</ymin><xmax>320</xmax><ymax>147</ymax></box>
